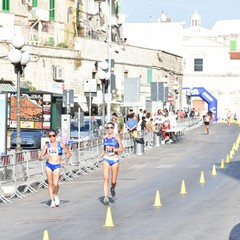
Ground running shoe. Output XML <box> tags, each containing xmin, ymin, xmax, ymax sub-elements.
<box><xmin>54</xmin><ymin>195</ymin><xmax>60</xmax><ymax>206</ymax></box>
<box><xmin>110</xmin><ymin>187</ymin><xmax>116</xmax><ymax>198</ymax></box>
<box><xmin>103</xmin><ymin>197</ymin><xmax>109</xmax><ymax>205</ymax></box>
<box><xmin>50</xmin><ymin>200</ymin><xmax>56</xmax><ymax>208</ymax></box>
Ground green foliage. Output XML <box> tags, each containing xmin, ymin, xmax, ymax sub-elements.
<box><xmin>76</xmin><ymin>8</ymin><xmax>81</xmax><ymax>30</ymax></box>
<box><xmin>43</xmin><ymin>40</ymin><xmax>55</xmax><ymax>47</ymax></box>
<box><xmin>118</xmin><ymin>116</ymin><xmax>124</xmax><ymax>130</ymax></box>
<box><xmin>24</xmin><ymin>81</ymin><xmax>37</xmax><ymax>91</ymax></box>
<box><xmin>75</xmin><ymin>4</ymin><xmax>85</xmax><ymax>37</ymax></box>
<box><xmin>56</xmin><ymin>42</ymin><xmax>69</xmax><ymax>49</ymax></box>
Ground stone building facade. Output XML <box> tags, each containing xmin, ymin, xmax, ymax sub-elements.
<box><xmin>1</xmin><ymin>38</ymin><xmax>183</xmax><ymax>114</ymax></box>
<box><xmin>0</xmin><ymin>0</ymin><xmax>183</xmax><ymax>116</ymax></box>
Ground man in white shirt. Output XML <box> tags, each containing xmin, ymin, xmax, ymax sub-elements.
<box><xmin>111</xmin><ymin>112</ymin><xmax>119</xmax><ymax>134</ymax></box>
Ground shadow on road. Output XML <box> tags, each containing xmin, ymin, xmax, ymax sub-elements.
<box><xmin>222</xmin><ymin>161</ymin><xmax>240</xmax><ymax>181</ymax></box>
<box><xmin>229</xmin><ymin>223</ymin><xmax>240</xmax><ymax>240</ymax></box>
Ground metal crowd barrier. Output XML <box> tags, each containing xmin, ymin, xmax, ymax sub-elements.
<box><xmin>0</xmin><ymin>117</ymin><xmax>201</xmax><ymax>204</ymax></box>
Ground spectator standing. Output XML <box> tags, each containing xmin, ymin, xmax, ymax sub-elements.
<box><xmin>189</xmin><ymin>108</ymin><xmax>195</xmax><ymax>118</ymax></box>
<box><xmin>138</xmin><ymin>109</ymin><xmax>143</xmax><ymax>122</ymax></box>
<box><xmin>140</xmin><ymin>116</ymin><xmax>147</xmax><ymax>132</ymax></box>
<box><xmin>233</xmin><ymin>113</ymin><xmax>237</xmax><ymax>121</ymax></box>
<box><xmin>146</xmin><ymin>118</ymin><xmax>154</xmax><ymax>132</ymax></box>
<box><xmin>145</xmin><ymin>112</ymin><xmax>151</xmax><ymax>122</ymax></box>
<box><xmin>143</xmin><ymin>110</ymin><xmax>147</xmax><ymax>117</ymax></box>
<box><xmin>126</xmin><ymin>113</ymin><xmax>138</xmax><ymax>133</ymax></box>
<box><xmin>178</xmin><ymin>109</ymin><xmax>184</xmax><ymax>119</ymax></box>
<box><xmin>226</xmin><ymin>111</ymin><xmax>231</xmax><ymax>126</ymax></box>
<box><xmin>111</xmin><ymin>112</ymin><xmax>119</xmax><ymax>134</ymax></box>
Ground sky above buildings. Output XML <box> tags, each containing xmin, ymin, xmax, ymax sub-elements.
<box><xmin>121</xmin><ymin>0</ymin><xmax>240</xmax><ymax>29</ymax></box>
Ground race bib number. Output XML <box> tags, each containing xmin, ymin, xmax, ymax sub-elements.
<box><xmin>47</xmin><ymin>147</ymin><xmax>58</xmax><ymax>156</ymax></box>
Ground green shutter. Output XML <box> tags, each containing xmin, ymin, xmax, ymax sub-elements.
<box><xmin>115</xmin><ymin>0</ymin><xmax>119</xmax><ymax>16</ymax></box>
<box><xmin>2</xmin><ymin>0</ymin><xmax>10</xmax><ymax>12</ymax></box>
<box><xmin>32</xmin><ymin>0</ymin><xmax>38</xmax><ymax>8</ymax></box>
<box><xmin>49</xmin><ymin>0</ymin><xmax>55</xmax><ymax>20</ymax></box>
<box><xmin>147</xmin><ymin>68</ymin><xmax>153</xmax><ymax>84</ymax></box>
<box><xmin>49</xmin><ymin>36</ymin><xmax>54</xmax><ymax>44</ymax></box>
<box><xmin>31</xmin><ymin>34</ymin><xmax>37</xmax><ymax>40</ymax></box>
<box><xmin>230</xmin><ymin>40</ymin><xmax>237</xmax><ymax>51</ymax></box>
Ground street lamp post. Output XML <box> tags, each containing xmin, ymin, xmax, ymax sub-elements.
<box><xmin>97</xmin><ymin>60</ymin><xmax>110</xmax><ymax>126</ymax></box>
<box><xmin>8</xmin><ymin>35</ymin><xmax>30</xmax><ymax>152</ymax></box>
<box><xmin>107</xmin><ymin>0</ymin><xmax>112</xmax><ymax>123</ymax></box>
<box><xmin>162</xmin><ymin>76</ymin><xmax>168</xmax><ymax>108</ymax></box>
<box><xmin>186</xmin><ymin>88</ymin><xmax>193</xmax><ymax>113</ymax></box>
<box><xmin>173</xmin><ymin>80</ymin><xmax>179</xmax><ymax>110</ymax></box>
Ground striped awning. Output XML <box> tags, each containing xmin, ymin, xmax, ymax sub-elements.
<box><xmin>0</xmin><ymin>83</ymin><xmax>17</xmax><ymax>93</ymax></box>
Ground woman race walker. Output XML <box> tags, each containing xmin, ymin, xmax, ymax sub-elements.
<box><xmin>39</xmin><ymin>130</ymin><xmax>72</xmax><ymax>208</ymax></box>
<box><xmin>100</xmin><ymin>122</ymin><xmax>124</xmax><ymax>205</ymax></box>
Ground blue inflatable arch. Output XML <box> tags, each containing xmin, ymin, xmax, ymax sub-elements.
<box><xmin>183</xmin><ymin>87</ymin><xmax>218</xmax><ymax>122</ymax></box>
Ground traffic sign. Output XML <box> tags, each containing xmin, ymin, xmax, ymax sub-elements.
<box><xmin>168</xmin><ymin>95</ymin><xmax>173</xmax><ymax>103</ymax></box>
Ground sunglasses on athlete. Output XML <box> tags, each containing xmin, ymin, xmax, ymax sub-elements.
<box><xmin>49</xmin><ymin>134</ymin><xmax>56</xmax><ymax>138</ymax></box>
<box><xmin>106</xmin><ymin>126</ymin><xmax>114</xmax><ymax>129</ymax></box>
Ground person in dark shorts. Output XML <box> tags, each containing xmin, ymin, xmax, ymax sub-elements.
<box><xmin>203</xmin><ymin>112</ymin><xmax>211</xmax><ymax>134</ymax></box>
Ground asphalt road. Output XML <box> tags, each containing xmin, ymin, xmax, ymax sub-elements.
<box><xmin>1</xmin><ymin>122</ymin><xmax>240</xmax><ymax>240</ymax></box>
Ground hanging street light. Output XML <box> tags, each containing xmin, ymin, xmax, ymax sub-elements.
<box><xmin>8</xmin><ymin>35</ymin><xmax>30</xmax><ymax>152</ymax></box>
<box><xmin>97</xmin><ymin>60</ymin><xmax>111</xmax><ymax>126</ymax></box>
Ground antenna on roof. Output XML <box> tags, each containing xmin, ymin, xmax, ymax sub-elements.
<box><xmin>149</xmin><ymin>1</ymin><xmax>152</xmax><ymax>22</ymax></box>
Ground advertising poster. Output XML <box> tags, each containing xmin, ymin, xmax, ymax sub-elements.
<box><xmin>9</xmin><ymin>92</ymin><xmax>52</xmax><ymax>130</ymax></box>
<box><xmin>0</xmin><ymin>93</ymin><xmax>7</xmax><ymax>155</ymax></box>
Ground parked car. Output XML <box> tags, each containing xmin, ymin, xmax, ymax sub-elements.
<box><xmin>84</xmin><ymin>116</ymin><xmax>104</xmax><ymax>128</ymax></box>
<box><xmin>10</xmin><ymin>130</ymin><xmax>43</xmax><ymax>149</ymax></box>
<box><xmin>70</xmin><ymin>118</ymin><xmax>101</xmax><ymax>141</ymax></box>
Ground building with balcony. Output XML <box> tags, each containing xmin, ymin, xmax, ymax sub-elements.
<box><xmin>0</xmin><ymin>0</ymin><xmax>183</xmax><ymax>118</ymax></box>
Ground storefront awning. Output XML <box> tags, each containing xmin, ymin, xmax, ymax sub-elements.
<box><xmin>0</xmin><ymin>83</ymin><xmax>17</xmax><ymax>93</ymax></box>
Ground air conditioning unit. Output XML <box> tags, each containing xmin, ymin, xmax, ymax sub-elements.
<box><xmin>22</xmin><ymin>0</ymin><xmax>32</xmax><ymax>6</ymax></box>
<box><xmin>53</xmin><ymin>66</ymin><xmax>64</xmax><ymax>81</ymax></box>
<box><xmin>27</xmin><ymin>0</ymin><xmax>32</xmax><ymax>6</ymax></box>
<box><xmin>31</xmin><ymin>8</ymin><xmax>49</xmax><ymax>21</ymax></box>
